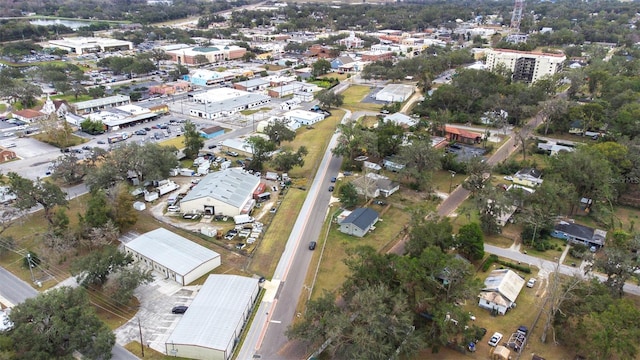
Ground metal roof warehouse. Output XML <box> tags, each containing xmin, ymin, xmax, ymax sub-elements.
<box><xmin>165</xmin><ymin>275</ymin><xmax>260</xmax><ymax>360</ymax></box>
<box><xmin>123</xmin><ymin>228</ymin><xmax>221</xmax><ymax>285</ymax></box>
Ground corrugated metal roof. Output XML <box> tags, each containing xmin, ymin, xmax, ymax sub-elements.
<box><xmin>481</xmin><ymin>269</ymin><xmax>525</xmax><ymax>303</ymax></box>
<box><xmin>125</xmin><ymin>228</ymin><xmax>220</xmax><ymax>276</ymax></box>
<box><xmin>181</xmin><ymin>168</ymin><xmax>259</xmax><ymax>208</ymax></box>
<box><xmin>166</xmin><ymin>275</ymin><xmax>259</xmax><ymax>351</ymax></box>
<box><xmin>72</xmin><ymin>94</ymin><xmax>130</xmax><ymax>110</ymax></box>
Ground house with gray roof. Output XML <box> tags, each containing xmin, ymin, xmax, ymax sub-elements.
<box><xmin>180</xmin><ymin>168</ymin><xmax>260</xmax><ymax>216</ymax></box>
<box><xmin>339</xmin><ymin>208</ymin><xmax>379</xmax><ymax>237</ymax></box>
<box><xmin>165</xmin><ymin>274</ymin><xmax>260</xmax><ymax>360</ymax></box>
<box><xmin>551</xmin><ymin>221</ymin><xmax>607</xmax><ymax>250</ymax></box>
<box><xmin>123</xmin><ymin>228</ymin><xmax>221</xmax><ymax>285</ymax></box>
<box><xmin>478</xmin><ymin>269</ymin><xmax>525</xmax><ymax>315</ymax></box>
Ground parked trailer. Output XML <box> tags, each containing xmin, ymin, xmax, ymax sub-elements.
<box><xmin>156</xmin><ymin>181</ymin><xmax>179</xmax><ymax>196</ymax></box>
<box><xmin>179</xmin><ymin>168</ymin><xmax>195</xmax><ymax>176</ymax></box>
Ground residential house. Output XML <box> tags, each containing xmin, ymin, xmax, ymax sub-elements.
<box><xmin>513</xmin><ymin>168</ymin><xmax>543</xmax><ymax>188</ymax></box>
<box><xmin>551</xmin><ymin>221</ymin><xmax>607</xmax><ymax>250</ymax></box>
<box><xmin>199</xmin><ymin>126</ymin><xmax>225</xmax><ymax>139</ymax></box>
<box><xmin>444</xmin><ymin>125</ymin><xmax>482</xmax><ymax>144</ymax></box>
<box><xmin>478</xmin><ymin>269</ymin><xmax>525</xmax><ymax>315</ymax></box>
<box><xmin>383</xmin><ymin>157</ymin><xmax>406</xmax><ymax>172</ymax></box>
<box><xmin>352</xmin><ymin>173</ymin><xmax>399</xmax><ymax>198</ymax></box>
<box><xmin>338</xmin><ymin>208</ymin><xmax>379</xmax><ymax>237</ymax></box>
<box><xmin>331</xmin><ymin>55</ymin><xmax>356</xmax><ymax>70</ymax></box>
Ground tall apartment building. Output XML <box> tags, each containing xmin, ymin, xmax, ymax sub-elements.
<box><xmin>485</xmin><ymin>49</ymin><xmax>566</xmax><ymax>83</ymax></box>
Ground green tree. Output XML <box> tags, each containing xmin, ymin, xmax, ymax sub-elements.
<box><xmin>456</xmin><ymin>222</ymin><xmax>484</xmax><ymax>260</ymax></box>
<box><xmin>311</xmin><ymin>58</ymin><xmax>332</xmax><ymax>77</ymax></box>
<box><xmin>183</xmin><ymin>120</ymin><xmax>204</xmax><ymax>159</ymax></box>
<box><xmin>50</xmin><ymin>153</ymin><xmax>87</xmax><ymax>184</ymax></box>
<box><xmin>288</xmin><ymin>285</ymin><xmax>422</xmax><ymax>360</ymax></box>
<box><xmin>315</xmin><ymin>88</ymin><xmax>344</xmax><ymax>109</ymax></box>
<box><xmin>80</xmin><ymin>118</ymin><xmax>105</xmax><ymax>135</ymax></box>
<box><xmin>84</xmin><ymin>189</ymin><xmax>110</xmax><ymax>229</ymax></box>
<box><xmin>461</xmin><ymin>157</ymin><xmax>492</xmax><ymax>197</ymax></box>
<box><xmin>7</xmin><ymin>173</ymin><xmax>68</xmax><ymax>225</ymax></box>
<box><xmin>338</xmin><ymin>182</ymin><xmax>359</xmax><ymax>208</ymax></box>
<box><xmin>104</xmin><ymin>265</ymin><xmax>153</xmax><ymax>305</ymax></box>
<box><xmin>246</xmin><ymin>136</ymin><xmax>276</xmax><ymax>171</ymax></box>
<box><xmin>71</xmin><ymin>245</ymin><xmax>133</xmax><ymax>287</ymax></box>
<box><xmin>397</xmin><ymin>135</ymin><xmax>441</xmax><ymax>191</ymax></box>
<box><xmin>9</xmin><ymin>287</ymin><xmax>115</xmax><ymax>359</ymax></box>
<box><xmin>264</xmin><ymin>121</ymin><xmax>296</xmax><ymax>146</ymax></box>
<box><xmin>272</xmin><ymin>146</ymin><xmax>307</xmax><ymax>172</ymax></box>
<box><xmin>406</xmin><ymin>214</ymin><xmax>454</xmax><ymax>257</ymax></box>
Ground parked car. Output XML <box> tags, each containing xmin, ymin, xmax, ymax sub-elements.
<box><xmin>517</xmin><ymin>325</ymin><xmax>528</xmax><ymax>336</ymax></box>
<box><xmin>183</xmin><ymin>213</ymin><xmax>201</xmax><ymax>220</ymax></box>
<box><xmin>526</xmin><ymin>278</ymin><xmax>537</xmax><ymax>288</ymax></box>
<box><xmin>167</xmin><ymin>205</ymin><xmax>180</xmax><ymax>212</ymax></box>
<box><xmin>309</xmin><ymin>241</ymin><xmax>317</xmax><ymax>250</ymax></box>
<box><xmin>330</xmin><ymin>176</ymin><xmax>337</xmax><ymax>183</ymax></box>
<box><xmin>328</xmin><ymin>185</ymin><xmax>334</xmax><ymax>192</ymax></box>
<box><xmin>269</xmin><ymin>207</ymin><xmax>277</xmax><ymax>214</ymax></box>
<box><xmin>488</xmin><ymin>332</ymin><xmax>503</xmax><ymax>347</ymax></box>
<box><xmin>373</xmin><ymin>200</ymin><xmax>387</xmax><ymax>206</ymax></box>
<box><xmin>208</xmin><ymin>144</ymin><xmax>217</xmax><ymax>149</ymax></box>
<box><xmin>171</xmin><ymin>306</ymin><xmax>188</xmax><ymax>314</ymax></box>
<box><xmin>82</xmin><ymin>146</ymin><xmax>92</xmax><ymax>150</ymax></box>
<box><xmin>97</xmin><ymin>140</ymin><xmax>106</xmax><ymax>144</ymax></box>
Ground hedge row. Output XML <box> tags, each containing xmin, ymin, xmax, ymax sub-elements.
<box><xmin>481</xmin><ymin>254</ymin><xmax>532</xmax><ymax>274</ymax></box>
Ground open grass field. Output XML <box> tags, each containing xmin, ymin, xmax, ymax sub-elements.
<box><xmin>432</xmin><ymin>169</ymin><xmax>465</xmax><ymax>194</ymax></box>
<box><xmin>283</xmin><ymin>109</ymin><xmax>344</xmax><ymax>181</ymax></box>
<box><xmin>240</xmin><ymin>107</ymin><xmax>271</xmax><ymax>116</ymax></box>
<box><xmin>158</xmin><ymin>136</ymin><xmax>185</xmax><ymax>149</ymax></box>
<box><xmin>340</xmin><ymin>85</ymin><xmax>382</xmax><ymax>113</ymax></box>
<box><xmin>308</xmin><ymin>203</ymin><xmax>410</xmax><ymax>299</ymax></box>
<box><xmin>52</xmin><ymin>94</ymin><xmax>93</xmax><ymax>103</ymax></box>
<box><xmin>247</xmin><ymin>188</ymin><xmax>308</xmax><ymax>277</ymax></box>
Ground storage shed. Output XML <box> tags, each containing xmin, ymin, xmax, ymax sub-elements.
<box><xmin>165</xmin><ymin>275</ymin><xmax>260</xmax><ymax>360</ymax></box>
<box><xmin>123</xmin><ymin>228</ymin><xmax>221</xmax><ymax>285</ymax></box>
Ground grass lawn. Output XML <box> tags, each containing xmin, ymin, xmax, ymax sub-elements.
<box><xmin>340</xmin><ymin>85</ymin><xmax>382</xmax><ymax>113</ymax></box>
<box><xmin>124</xmin><ymin>341</ymin><xmax>191</xmax><ymax>360</ymax></box>
<box><xmin>358</xmin><ymin>115</ymin><xmax>379</xmax><ymax>128</ymax></box>
<box><xmin>308</xmin><ymin>204</ymin><xmax>411</xmax><ymax>299</ymax></box>
<box><xmin>248</xmin><ymin>188</ymin><xmax>308</xmax><ymax>277</ymax></box>
<box><xmin>158</xmin><ymin>136</ymin><xmax>185</xmax><ymax>149</ymax></box>
<box><xmin>432</xmin><ymin>169</ymin><xmax>464</xmax><ymax>194</ymax></box>
<box><xmin>0</xmin><ymin>104</ymin><xmax>6</xmax><ymax>112</ymax></box>
<box><xmin>240</xmin><ymin>107</ymin><xmax>271</xmax><ymax>116</ymax></box>
<box><xmin>52</xmin><ymin>94</ymin><xmax>93</xmax><ymax>103</ymax></box>
<box><xmin>319</xmin><ymin>73</ymin><xmax>350</xmax><ymax>81</ymax></box>
<box><xmin>33</xmin><ymin>133</ymin><xmax>88</xmax><ymax>148</ymax></box>
<box><xmin>89</xmin><ymin>290</ymin><xmax>139</xmax><ymax>330</ymax></box>
<box><xmin>283</xmin><ymin>110</ymin><xmax>344</xmax><ymax>181</ymax></box>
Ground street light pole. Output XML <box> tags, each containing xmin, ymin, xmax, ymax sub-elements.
<box><xmin>449</xmin><ymin>171</ymin><xmax>456</xmax><ymax>193</ymax></box>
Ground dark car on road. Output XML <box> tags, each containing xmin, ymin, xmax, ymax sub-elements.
<box><xmin>328</xmin><ymin>185</ymin><xmax>334</xmax><ymax>192</ymax></box>
<box><xmin>171</xmin><ymin>306</ymin><xmax>188</xmax><ymax>314</ymax></box>
<box><xmin>309</xmin><ymin>241</ymin><xmax>317</xmax><ymax>250</ymax></box>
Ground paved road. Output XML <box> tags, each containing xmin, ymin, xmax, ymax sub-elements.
<box><xmin>237</xmin><ymin>110</ymin><xmax>350</xmax><ymax>360</ymax></box>
<box><xmin>485</xmin><ymin>244</ymin><xmax>640</xmax><ymax>296</ymax></box>
<box><xmin>388</xmin><ymin>114</ymin><xmax>543</xmax><ymax>255</ymax></box>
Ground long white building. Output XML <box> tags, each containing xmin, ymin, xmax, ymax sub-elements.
<box><xmin>189</xmin><ymin>88</ymin><xmax>270</xmax><ymax>120</ymax></box>
<box><xmin>485</xmin><ymin>49</ymin><xmax>566</xmax><ymax>84</ymax></box>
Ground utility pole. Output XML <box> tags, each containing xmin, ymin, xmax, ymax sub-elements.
<box><xmin>138</xmin><ymin>318</ymin><xmax>145</xmax><ymax>357</ymax></box>
<box><xmin>449</xmin><ymin>171</ymin><xmax>456</xmax><ymax>193</ymax></box>
<box><xmin>26</xmin><ymin>253</ymin><xmax>35</xmax><ymax>283</ymax></box>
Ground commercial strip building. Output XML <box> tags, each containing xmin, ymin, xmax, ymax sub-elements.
<box><xmin>123</xmin><ymin>228</ymin><xmax>221</xmax><ymax>286</ymax></box>
<box><xmin>164</xmin><ymin>44</ymin><xmax>247</xmax><ymax>65</ymax></box>
<box><xmin>47</xmin><ymin>37</ymin><xmax>134</xmax><ymax>54</ymax></box>
<box><xmin>188</xmin><ymin>88</ymin><xmax>271</xmax><ymax>120</ymax></box>
<box><xmin>165</xmin><ymin>275</ymin><xmax>260</xmax><ymax>360</ymax></box>
<box><xmin>485</xmin><ymin>49</ymin><xmax>566</xmax><ymax>84</ymax></box>
<box><xmin>70</xmin><ymin>95</ymin><xmax>132</xmax><ymax>115</ymax></box>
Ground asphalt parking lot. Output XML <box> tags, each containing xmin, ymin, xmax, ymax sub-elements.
<box><xmin>114</xmin><ymin>275</ymin><xmax>199</xmax><ymax>353</ymax></box>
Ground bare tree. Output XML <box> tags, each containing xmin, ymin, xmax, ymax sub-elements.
<box><xmin>541</xmin><ymin>265</ymin><xmax>585</xmax><ymax>344</ymax></box>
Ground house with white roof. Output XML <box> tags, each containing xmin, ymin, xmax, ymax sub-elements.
<box><xmin>478</xmin><ymin>269</ymin><xmax>525</xmax><ymax>315</ymax></box>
